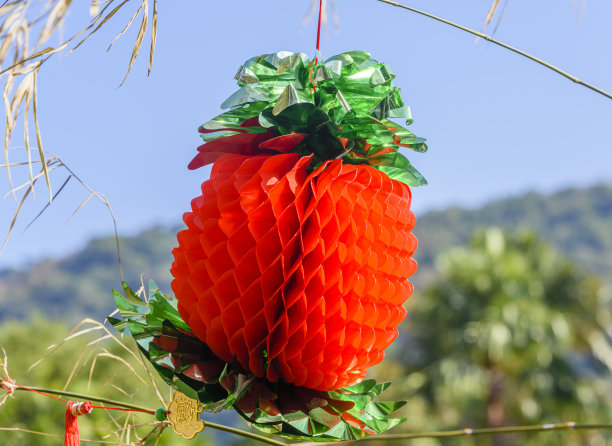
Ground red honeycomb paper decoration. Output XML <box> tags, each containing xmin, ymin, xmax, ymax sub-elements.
<box><xmin>171</xmin><ymin>152</ymin><xmax>418</xmax><ymax>391</ymax></box>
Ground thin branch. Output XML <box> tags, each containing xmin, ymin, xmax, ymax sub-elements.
<box><xmin>202</xmin><ymin>421</ymin><xmax>288</xmax><ymax>446</ymax></box>
<box><xmin>6</xmin><ymin>384</ymin><xmax>288</xmax><ymax>446</ymax></box>
<box><xmin>10</xmin><ymin>382</ymin><xmax>612</xmax><ymax>444</ymax></box>
<box><xmin>374</xmin><ymin>0</ymin><xmax>612</xmax><ymax>101</ymax></box>
<box><xmin>13</xmin><ymin>385</ymin><xmax>155</xmax><ymax>412</ymax></box>
<box><xmin>358</xmin><ymin>422</ymin><xmax>612</xmax><ymax>442</ymax></box>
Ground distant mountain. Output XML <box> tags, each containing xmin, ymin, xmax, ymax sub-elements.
<box><xmin>413</xmin><ymin>184</ymin><xmax>612</xmax><ymax>288</ymax></box>
<box><xmin>0</xmin><ymin>226</ymin><xmax>178</xmax><ymax>321</ymax></box>
<box><xmin>1</xmin><ymin>184</ymin><xmax>611</xmax><ymax>322</ymax></box>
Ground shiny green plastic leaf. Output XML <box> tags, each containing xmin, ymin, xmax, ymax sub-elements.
<box><xmin>376</xmin><ymin>164</ymin><xmax>427</xmax><ymax>187</ymax></box>
<box><xmin>260</xmin><ymin>103</ymin><xmax>328</xmax><ymax>134</ymax></box>
<box><xmin>382</xmin><ymin>119</ymin><xmax>428</xmax><ymax>152</ymax></box>
<box><xmin>366</xmin><ymin>400</ymin><xmax>407</xmax><ymax>417</ymax></box>
<box><xmin>324</xmin><ymin>51</ymin><xmax>372</xmax><ymax>76</ymax></box>
<box><xmin>201</xmin><ymin>102</ymin><xmax>268</xmax><ymax>131</ymax></box>
<box><xmin>196</xmin><ymin>51</ymin><xmax>428</xmax><ymax>186</ymax></box>
<box><xmin>340</xmin><ymin>379</ymin><xmax>378</xmax><ymax>394</ymax></box>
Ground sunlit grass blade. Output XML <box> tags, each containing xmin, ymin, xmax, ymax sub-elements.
<box><xmin>22</xmin><ymin>78</ymin><xmax>34</xmax><ymax>195</ymax></box>
<box><xmin>0</xmin><ymin>47</ymin><xmax>53</xmax><ymax>75</ymax></box>
<box><xmin>70</xmin><ymin>0</ymin><xmax>131</xmax><ymax>54</ymax></box>
<box><xmin>482</xmin><ymin>0</ymin><xmax>500</xmax><ymax>30</ymax></box>
<box><xmin>66</xmin><ymin>190</ymin><xmax>95</xmax><ymax>223</ymax></box>
<box><xmin>148</xmin><ymin>0</ymin><xmax>156</xmax><ymax>75</ymax></box>
<box><xmin>37</xmin><ymin>0</ymin><xmax>71</xmax><ymax>46</ymax></box>
<box><xmin>1</xmin><ymin>176</ymin><xmax>32</xmax><ymax>252</ymax></box>
<box><xmin>2</xmin><ymin>162</ymin><xmax>59</xmax><ymax>197</ymax></box>
<box><xmin>106</xmin><ymin>0</ymin><xmax>144</xmax><ymax>52</ymax></box>
<box><xmin>62</xmin><ymin>331</ymin><xmax>98</xmax><ymax>391</ymax></box>
<box><xmin>32</xmin><ymin>70</ymin><xmax>51</xmax><ymax>201</ymax></box>
<box><xmin>119</xmin><ymin>0</ymin><xmax>147</xmax><ymax>86</ymax></box>
<box><xmin>23</xmin><ymin>174</ymin><xmax>71</xmax><ymax>231</ymax></box>
<box><xmin>0</xmin><ymin>0</ymin><xmax>155</xmax><ymax>252</ymax></box>
<box><xmin>95</xmin><ymin>351</ymin><xmax>148</xmax><ymax>385</ymax></box>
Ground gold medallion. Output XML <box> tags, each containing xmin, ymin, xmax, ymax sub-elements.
<box><xmin>167</xmin><ymin>391</ymin><xmax>205</xmax><ymax>440</ymax></box>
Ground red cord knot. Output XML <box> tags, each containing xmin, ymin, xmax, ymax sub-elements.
<box><xmin>0</xmin><ymin>378</ymin><xmax>17</xmax><ymax>394</ymax></box>
<box><xmin>65</xmin><ymin>401</ymin><xmax>94</xmax><ymax>446</ymax></box>
<box><xmin>69</xmin><ymin>401</ymin><xmax>94</xmax><ymax>417</ymax></box>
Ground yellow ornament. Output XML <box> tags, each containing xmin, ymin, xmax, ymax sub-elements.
<box><xmin>167</xmin><ymin>391</ymin><xmax>204</xmax><ymax>440</ymax></box>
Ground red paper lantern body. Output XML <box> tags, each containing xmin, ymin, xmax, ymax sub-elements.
<box><xmin>171</xmin><ymin>152</ymin><xmax>417</xmax><ymax>391</ymax></box>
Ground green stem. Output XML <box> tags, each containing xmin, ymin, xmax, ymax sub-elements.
<box><xmin>374</xmin><ymin>0</ymin><xmax>612</xmax><ymax>101</ymax></box>
<box><xmin>203</xmin><ymin>421</ymin><xmax>288</xmax><ymax>446</ymax></box>
<box><xmin>11</xmin><ymin>385</ymin><xmax>288</xmax><ymax>446</ymax></box>
<box><xmin>14</xmin><ymin>386</ymin><xmax>153</xmax><ymax>412</ymax></box>
<box><xmin>357</xmin><ymin>422</ymin><xmax>612</xmax><ymax>442</ymax></box>
<box><xmin>15</xmin><ymin>385</ymin><xmax>612</xmax><ymax>443</ymax></box>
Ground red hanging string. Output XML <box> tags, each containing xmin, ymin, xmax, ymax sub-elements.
<box><xmin>1</xmin><ymin>380</ymin><xmax>158</xmax><ymax>446</ymax></box>
<box><xmin>311</xmin><ymin>0</ymin><xmax>324</xmax><ymax>91</ymax></box>
<box><xmin>10</xmin><ymin>383</ymin><xmax>155</xmax><ymax>414</ymax></box>
<box><xmin>65</xmin><ymin>401</ymin><xmax>93</xmax><ymax>446</ymax></box>
<box><xmin>316</xmin><ymin>0</ymin><xmax>323</xmax><ymax>53</ymax></box>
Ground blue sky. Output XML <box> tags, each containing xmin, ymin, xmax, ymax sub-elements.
<box><xmin>1</xmin><ymin>0</ymin><xmax>611</xmax><ymax>268</ymax></box>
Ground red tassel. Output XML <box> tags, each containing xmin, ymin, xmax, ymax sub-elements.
<box><xmin>65</xmin><ymin>400</ymin><xmax>93</xmax><ymax>446</ymax></box>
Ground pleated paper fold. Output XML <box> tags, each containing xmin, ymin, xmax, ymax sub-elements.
<box><xmin>171</xmin><ymin>153</ymin><xmax>417</xmax><ymax>391</ymax></box>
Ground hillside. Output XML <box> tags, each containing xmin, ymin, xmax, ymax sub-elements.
<box><xmin>413</xmin><ymin>183</ymin><xmax>612</xmax><ymax>288</ymax></box>
<box><xmin>0</xmin><ymin>227</ymin><xmax>178</xmax><ymax>321</ymax></box>
<box><xmin>0</xmin><ymin>184</ymin><xmax>611</xmax><ymax>322</ymax></box>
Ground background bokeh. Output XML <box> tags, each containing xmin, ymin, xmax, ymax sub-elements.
<box><xmin>1</xmin><ymin>1</ymin><xmax>612</xmax><ymax>445</ymax></box>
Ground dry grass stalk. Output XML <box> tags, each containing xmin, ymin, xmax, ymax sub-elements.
<box><xmin>2</xmin><ymin>316</ymin><xmax>169</xmax><ymax>444</ymax></box>
<box><xmin>0</xmin><ymin>344</ymin><xmax>15</xmax><ymax>406</ymax></box>
<box><xmin>1</xmin><ymin>0</ymin><xmax>157</xmax><ymax>256</ymax></box>
<box><xmin>0</xmin><ymin>151</ymin><xmax>124</xmax><ymax>281</ymax></box>
<box><xmin>481</xmin><ymin>0</ymin><xmax>585</xmax><ymax>34</ymax></box>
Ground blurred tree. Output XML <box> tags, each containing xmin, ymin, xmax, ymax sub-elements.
<box><xmin>397</xmin><ymin>228</ymin><xmax>612</xmax><ymax>446</ymax></box>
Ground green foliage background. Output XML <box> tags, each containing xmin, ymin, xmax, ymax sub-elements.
<box><xmin>0</xmin><ymin>319</ymin><xmax>214</xmax><ymax>445</ymax></box>
<box><xmin>381</xmin><ymin>228</ymin><xmax>612</xmax><ymax>446</ymax></box>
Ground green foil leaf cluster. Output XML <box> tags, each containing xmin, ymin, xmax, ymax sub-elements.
<box><xmin>109</xmin><ymin>281</ymin><xmax>407</xmax><ymax>442</ymax></box>
<box><xmin>200</xmin><ymin>50</ymin><xmax>428</xmax><ymax>186</ymax></box>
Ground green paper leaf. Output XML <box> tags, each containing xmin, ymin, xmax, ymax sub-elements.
<box><xmin>372</xmin><ymin>381</ymin><xmax>393</xmax><ymax>396</ymax></box>
<box><xmin>324</xmin><ymin>51</ymin><xmax>373</xmax><ymax>77</ymax></box>
<box><xmin>301</xmin><ymin>127</ymin><xmax>346</xmax><ymax>160</ymax></box>
<box><xmin>376</xmin><ymin>164</ymin><xmax>427</xmax><ymax>187</ymax></box>
<box><xmin>221</xmin><ymin>84</ymin><xmax>270</xmax><ymax>109</ymax></box>
<box><xmin>147</xmin><ymin>292</ymin><xmax>190</xmax><ymax>331</ymax></box>
<box><xmin>260</xmin><ymin>102</ymin><xmax>327</xmax><ymax>135</ymax></box>
<box><xmin>367</xmin><ymin>150</ymin><xmax>428</xmax><ymax>186</ymax></box>
<box><xmin>339</xmin><ymin>379</ymin><xmax>378</xmax><ymax>394</ymax></box>
<box><xmin>365</xmin><ymin>400</ymin><xmax>407</xmax><ymax>417</ymax></box>
<box><xmin>201</xmin><ymin>102</ymin><xmax>268</xmax><ymax>131</ymax></box>
<box><xmin>382</xmin><ymin>119</ymin><xmax>428</xmax><ymax>152</ymax></box>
